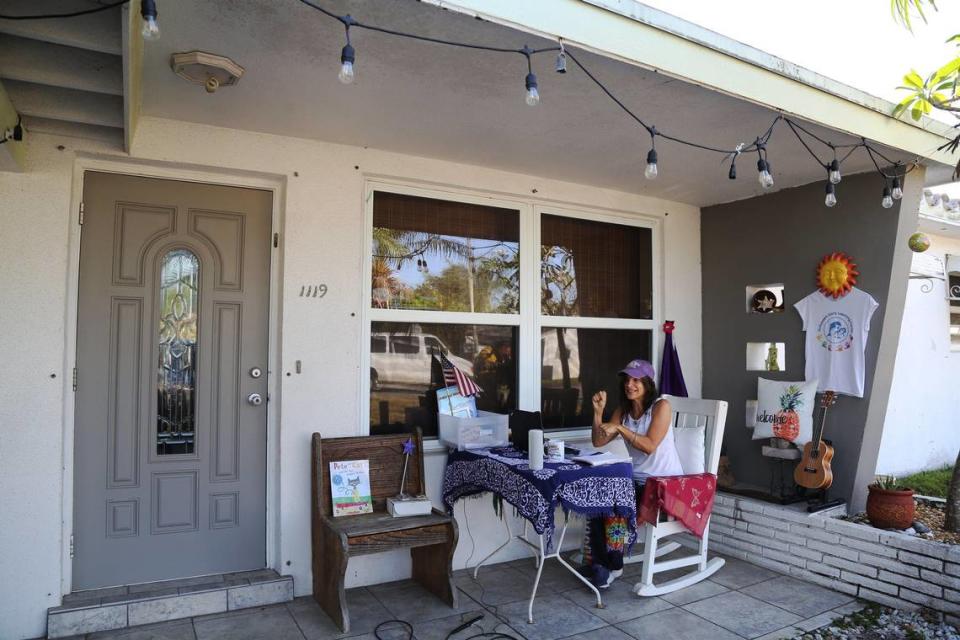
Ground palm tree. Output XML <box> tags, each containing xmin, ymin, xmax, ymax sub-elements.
<box><xmin>371</xmin><ymin>227</ymin><xmax>476</xmax><ymax>309</ymax></box>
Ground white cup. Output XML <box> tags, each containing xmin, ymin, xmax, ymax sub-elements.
<box><xmin>545</xmin><ymin>439</ymin><xmax>565</xmax><ymax>462</ymax></box>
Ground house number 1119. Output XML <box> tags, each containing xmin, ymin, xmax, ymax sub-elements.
<box><xmin>300</xmin><ymin>284</ymin><xmax>328</xmax><ymax>298</ymax></box>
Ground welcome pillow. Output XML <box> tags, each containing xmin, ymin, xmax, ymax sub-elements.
<box><xmin>752</xmin><ymin>378</ymin><xmax>818</xmax><ymax>445</ymax></box>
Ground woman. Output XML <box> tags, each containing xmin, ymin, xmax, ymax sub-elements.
<box><xmin>583</xmin><ymin>358</ymin><xmax>684</xmax><ymax>588</ymax></box>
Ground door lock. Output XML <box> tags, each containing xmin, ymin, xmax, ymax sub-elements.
<box><xmin>247</xmin><ymin>393</ymin><xmax>263</xmax><ymax>406</ymax></box>
<box><xmin>249</xmin><ymin>367</ymin><xmax>262</xmax><ymax>379</ymax></box>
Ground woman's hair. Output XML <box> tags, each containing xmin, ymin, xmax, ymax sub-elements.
<box><xmin>619</xmin><ymin>374</ymin><xmax>658</xmax><ymax>418</ymax></box>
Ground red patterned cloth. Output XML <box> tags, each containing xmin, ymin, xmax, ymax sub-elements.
<box><xmin>639</xmin><ymin>473</ymin><xmax>717</xmax><ymax>538</ymax></box>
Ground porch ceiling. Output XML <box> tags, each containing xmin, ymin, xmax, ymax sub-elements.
<box><xmin>0</xmin><ymin>0</ymin><xmax>125</xmax><ymax>147</ymax></box>
<box><xmin>141</xmin><ymin>0</ymin><xmax>927</xmax><ymax>207</ymax></box>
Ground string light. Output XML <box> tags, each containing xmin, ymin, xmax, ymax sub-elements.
<box><xmin>140</xmin><ymin>0</ymin><xmax>160</xmax><ymax>40</ymax></box>
<box><xmin>757</xmin><ymin>158</ymin><xmax>774</xmax><ymax>189</ymax></box>
<box><xmin>828</xmin><ymin>158</ymin><xmax>841</xmax><ymax>185</ymax></box>
<box><xmin>644</xmin><ymin>148</ymin><xmax>658</xmax><ymax>180</ymax></box>
<box><xmin>555</xmin><ymin>41</ymin><xmax>567</xmax><ymax>74</ymax></box>
<box><xmin>295</xmin><ymin>0</ymin><xmax>921</xmax><ymax>206</ymax></box>
<box><xmin>337</xmin><ymin>15</ymin><xmax>357</xmax><ymax>84</ymax></box>
<box><xmin>525</xmin><ymin>73</ymin><xmax>540</xmax><ymax>106</ymax></box>
<box><xmin>644</xmin><ymin>131</ymin><xmax>658</xmax><ymax>179</ymax></box>
<box><xmin>881</xmin><ymin>185</ymin><xmax>894</xmax><ymax>209</ymax></box>
<box><xmin>824</xmin><ymin>182</ymin><xmax>838</xmax><ymax>208</ymax></box>
<box><xmin>11</xmin><ymin>0</ymin><xmax>925</xmax><ymax>210</ymax></box>
<box><xmin>521</xmin><ymin>46</ymin><xmax>539</xmax><ymax>106</ymax></box>
<box><xmin>727</xmin><ymin>143</ymin><xmax>744</xmax><ymax>180</ymax></box>
<box><xmin>892</xmin><ymin>176</ymin><xmax>903</xmax><ymax>200</ymax></box>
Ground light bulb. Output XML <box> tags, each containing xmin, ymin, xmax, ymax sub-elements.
<box><xmin>141</xmin><ymin>15</ymin><xmax>160</xmax><ymax>40</ymax></box>
<box><xmin>828</xmin><ymin>159</ymin><xmax>841</xmax><ymax>185</ymax></box>
<box><xmin>728</xmin><ymin>161</ymin><xmax>737</xmax><ymax>180</ymax></box>
<box><xmin>882</xmin><ymin>186</ymin><xmax>894</xmax><ymax>209</ymax></box>
<box><xmin>524</xmin><ymin>73</ymin><xmax>539</xmax><ymax>106</ymax></box>
<box><xmin>140</xmin><ymin>0</ymin><xmax>160</xmax><ymax>41</ymax></box>
<box><xmin>338</xmin><ymin>61</ymin><xmax>355</xmax><ymax>84</ymax></box>
<box><xmin>525</xmin><ymin>86</ymin><xmax>540</xmax><ymax>106</ymax></box>
<box><xmin>824</xmin><ymin>183</ymin><xmax>837</xmax><ymax>208</ymax></box>
<box><xmin>644</xmin><ymin>148</ymin><xmax>658</xmax><ymax>180</ymax></box>
<box><xmin>892</xmin><ymin>177</ymin><xmax>903</xmax><ymax>200</ymax></box>
<box><xmin>757</xmin><ymin>159</ymin><xmax>774</xmax><ymax>189</ymax></box>
<box><xmin>338</xmin><ymin>43</ymin><xmax>356</xmax><ymax>84</ymax></box>
<box><xmin>140</xmin><ymin>0</ymin><xmax>159</xmax><ymax>40</ymax></box>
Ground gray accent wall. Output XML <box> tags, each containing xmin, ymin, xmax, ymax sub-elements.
<box><xmin>701</xmin><ymin>172</ymin><xmax>903</xmax><ymax>503</ymax></box>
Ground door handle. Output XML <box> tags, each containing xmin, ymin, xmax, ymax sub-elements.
<box><xmin>247</xmin><ymin>393</ymin><xmax>263</xmax><ymax>406</ymax></box>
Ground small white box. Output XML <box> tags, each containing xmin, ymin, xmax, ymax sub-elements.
<box><xmin>438</xmin><ymin>411</ymin><xmax>509</xmax><ymax>451</ymax></box>
<box><xmin>387</xmin><ymin>496</ymin><xmax>434</xmax><ymax>517</ymax></box>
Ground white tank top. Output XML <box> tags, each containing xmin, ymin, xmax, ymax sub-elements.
<box><xmin>623</xmin><ymin>398</ymin><xmax>684</xmax><ymax>482</ymax></box>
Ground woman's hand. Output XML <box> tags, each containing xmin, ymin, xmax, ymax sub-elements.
<box><xmin>602</xmin><ymin>422</ymin><xmax>620</xmax><ymax>437</ymax></box>
<box><xmin>592</xmin><ymin>391</ymin><xmax>607</xmax><ymax>415</ymax></box>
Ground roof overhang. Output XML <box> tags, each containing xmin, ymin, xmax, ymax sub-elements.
<box><xmin>132</xmin><ymin>0</ymin><xmax>953</xmax><ymax>206</ymax></box>
<box><xmin>432</xmin><ymin>0</ymin><xmax>956</xmax><ymax>171</ymax></box>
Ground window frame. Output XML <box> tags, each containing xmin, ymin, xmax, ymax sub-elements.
<box><xmin>360</xmin><ymin>179</ymin><xmax>662</xmax><ymax>437</ymax></box>
<box><xmin>948</xmin><ymin>255</ymin><xmax>960</xmax><ymax>353</ymax></box>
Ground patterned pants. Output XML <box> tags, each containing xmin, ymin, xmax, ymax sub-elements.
<box><xmin>583</xmin><ymin>515</ymin><xmax>629</xmax><ymax>572</ymax></box>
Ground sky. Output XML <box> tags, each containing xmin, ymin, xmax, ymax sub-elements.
<box><xmin>641</xmin><ymin>0</ymin><xmax>960</xmax><ymax>123</ymax></box>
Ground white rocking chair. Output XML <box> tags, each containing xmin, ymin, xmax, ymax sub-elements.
<box><xmin>631</xmin><ymin>395</ymin><xmax>728</xmax><ymax>597</ymax></box>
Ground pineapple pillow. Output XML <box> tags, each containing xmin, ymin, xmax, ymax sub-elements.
<box><xmin>752</xmin><ymin>378</ymin><xmax>818</xmax><ymax>445</ymax></box>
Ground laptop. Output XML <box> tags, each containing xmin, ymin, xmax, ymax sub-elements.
<box><xmin>509</xmin><ymin>409</ymin><xmax>542</xmax><ymax>453</ymax></box>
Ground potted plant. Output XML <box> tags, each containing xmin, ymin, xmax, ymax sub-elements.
<box><xmin>866</xmin><ymin>475</ymin><xmax>915</xmax><ymax>530</ymax></box>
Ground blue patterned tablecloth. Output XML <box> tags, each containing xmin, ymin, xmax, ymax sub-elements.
<box><xmin>442</xmin><ymin>447</ymin><xmax>637</xmax><ymax>546</ymax></box>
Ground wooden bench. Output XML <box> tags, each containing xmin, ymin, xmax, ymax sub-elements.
<box><xmin>311</xmin><ymin>429</ymin><xmax>458</xmax><ymax>632</ymax></box>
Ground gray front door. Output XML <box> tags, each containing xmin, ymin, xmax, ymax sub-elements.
<box><xmin>73</xmin><ymin>172</ymin><xmax>272</xmax><ymax>589</ymax></box>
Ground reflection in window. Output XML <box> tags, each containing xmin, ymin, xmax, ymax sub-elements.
<box><xmin>952</xmin><ymin>311</ymin><xmax>960</xmax><ymax>351</ymax></box>
<box><xmin>541</xmin><ymin>214</ymin><xmax>652</xmax><ymax>319</ymax></box>
<box><xmin>541</xmin><ymin>327</ymin><xmax>651</xmax><ymax>429</ymax></box>
<box><xmin>371</xmin><ymin>192</ymin><xmax>520</xmax><ymax>313</ymax></box>
<box><xmin>157</xmin><ymin>249</ymin><xmax>199</xmax><ymax>455</ymax></box>
<box><xmin>370</xmin><ymin>321</ymin><xmax>517</xmax><ymax>436</ymax></box>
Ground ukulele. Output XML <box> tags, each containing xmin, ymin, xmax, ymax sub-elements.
<box><xmin>793</xmin><ymin>391</ymin><xmax>836</xmax><ymax>490</ymax></box>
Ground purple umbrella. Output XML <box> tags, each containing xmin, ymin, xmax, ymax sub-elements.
<box><xmin>660</xmin><ymin>321</ymin><xmax>688</xmax><ymax>397</ymax></box>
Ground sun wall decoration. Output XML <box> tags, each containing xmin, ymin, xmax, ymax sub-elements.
<box><xmin>816</xmin><ymin>252</ymin><xmax>859</xmax><ymax>298</ymax></box>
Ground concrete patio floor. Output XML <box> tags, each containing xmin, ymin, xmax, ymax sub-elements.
<box><xmin>52</xmin><ymin>554</ymin><xmax>865</xmax><ymax>640</ymax></box>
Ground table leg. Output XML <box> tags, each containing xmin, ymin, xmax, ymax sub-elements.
<box><xmin>526</xmin><ymin>533</ymin><xmax>546</xmax><ymax>624</ymax></box>
<box><xmin>524</xmin><ymin>521</ymin><xmax>604</xmax><ymax>624</ymax></box>
<box><xmin>472</xmin><ymin>511</ymin><xmax>513</xmax><ymax>579</ymax></box>
<box><xmin>521</xmin><ymin>520</ymin><xmax>541</xmax><ymax>569</ymax></box>
<box><xmin>552</xmin><ymin>521</ymin><xmax>603</xmax><ymax>610</ymax></box>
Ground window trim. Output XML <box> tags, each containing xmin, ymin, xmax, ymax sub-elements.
<box><xmin>950</xmin><ymin>304</ymin><xmax>960</xmax><ymax>353</ymax></box>
<box><xmin>360</xmin><ymin>179</ymin><xmax>662</xmax><ymax>435</ymax></box>
<box><xmin>535</xmin><ymin>204</ymin><xmax>661</xmax><ymax>424</ymax></box>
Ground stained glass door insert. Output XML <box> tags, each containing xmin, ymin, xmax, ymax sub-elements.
<box><xmin>157</xmin><ymin>249</ymin><xmax>199</xmax><ymax>455</ymax></box>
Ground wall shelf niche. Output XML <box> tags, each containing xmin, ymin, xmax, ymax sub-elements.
<box><xmin>746</xmin><ymin>283</ymin><xmax>785</xmax><ymax>314</ymax></box>
<box><xmin>746</xmin><ymin>341</ymin><xmax>785</xmax><ymax>372</ymax></box>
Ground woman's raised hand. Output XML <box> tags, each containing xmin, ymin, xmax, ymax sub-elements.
<box><xmin>592</xmin><ymin>390</ymin><xmax>606</xmax><ymax>414</ymax></box>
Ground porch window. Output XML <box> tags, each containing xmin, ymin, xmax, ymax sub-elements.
<box><xmin>540</xmin><ymin>214</ymin><xmax>653</xmax><ymax>428</ymax></box>
<box><xmin>367</xmin><ymin>189</ymin><xmax>657</xmax><ymax>437</ymax></box>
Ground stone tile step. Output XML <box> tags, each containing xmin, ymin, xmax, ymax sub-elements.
<box><xmin>47</xmin><ymin>570</ymin><xmax>293</xmax><ymax>638</ymax></box>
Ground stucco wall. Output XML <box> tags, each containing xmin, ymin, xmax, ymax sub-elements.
<box><xmin>0</xmin><ymin>116</ymin><xmax>702</xmax><ymax>639</ymax></box>
<box><xmin>701</xmin><ymin>173</ymin><xmax>906</xmax><ymax>503</ymax></box>
<box><xmin>877</xmin><ymin>233</ymin><xmax>960</xmax><ymax>477</ymax></box>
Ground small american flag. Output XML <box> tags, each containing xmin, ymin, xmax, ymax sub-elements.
<box><xmin>437</xmin><ymin>352</ymin><xmax>482</xmax><ymax>397</ymax></box>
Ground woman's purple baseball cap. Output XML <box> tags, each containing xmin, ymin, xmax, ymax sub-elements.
<box><xmin>620</xmin><ymin>358</ymin><xmax>656</xmax><ymax>380</ymax></box>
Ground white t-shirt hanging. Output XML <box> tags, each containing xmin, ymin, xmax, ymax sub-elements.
<box><xmin>794</xmin><ymin>286</ymin><xmax>879</xmax><ymax>397</ymax></box>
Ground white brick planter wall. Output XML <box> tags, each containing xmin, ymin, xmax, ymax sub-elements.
<box><xmin>711</xmin><ymin>492</ymin><xmax>960</xmax><ymax>623</ymax></box>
